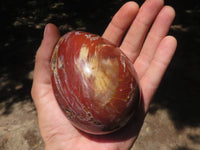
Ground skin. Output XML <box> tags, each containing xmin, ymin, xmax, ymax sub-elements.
<box><xmin>31</xmin><ymin>0</ymin><xmax>177</xmax><ymax>150</ymax></box>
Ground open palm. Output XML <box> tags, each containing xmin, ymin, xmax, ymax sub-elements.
<box><xmin>31</xmin><ymin>0</ymin><xmax>177</xmax><ymax>150</ymax></box>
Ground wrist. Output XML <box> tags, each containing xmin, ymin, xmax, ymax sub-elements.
<box><xmin>44</xmin><ymin>142</ymin><xmax>67</xmax><ymax>150</ymax></box>
<box><xmin>44</xmin><ymin>138</ymin><xmax>69</xmax><ymax>150</ymax></box>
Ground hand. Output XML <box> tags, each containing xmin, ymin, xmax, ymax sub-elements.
<box><xmin>31</xmin><ymin>0</ymin><xmax>177</xmax><ymax>150</ymax></box>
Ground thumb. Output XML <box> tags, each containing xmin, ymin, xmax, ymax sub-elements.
<box><xmin>32</xmin><ymin>23</ymin><xmax>60</xmax><ymax>102</ymax></box>
<box><xmin>33</xmin><ymin>23</ymin><xmax>60</xmax><ymax>86</ymax></box>
<box><xmin>36</xmin><ymin>23</ymin><xmax>60</xmax><ymax>63</ymax></box>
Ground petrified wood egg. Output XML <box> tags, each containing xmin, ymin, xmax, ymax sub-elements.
<box><xmin>51</xmin><ymin>31</ymin><xmax>141</xmax><ymax>135</ymax></box>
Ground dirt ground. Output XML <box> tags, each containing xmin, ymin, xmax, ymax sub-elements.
<box><xmin>1</xmin><ymin>0</ymin><xmax>200</xmax><ymax>150</ymax></box>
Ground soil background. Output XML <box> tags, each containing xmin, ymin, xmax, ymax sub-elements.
<box><xmin>0</xmin><ymin>0</ymin><xmax>200</xmax><ymax>150</ymax></box>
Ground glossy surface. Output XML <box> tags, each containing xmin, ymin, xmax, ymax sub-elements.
<box><xmin>51</xmin><ymin>31</ymin><xmax>140</xmax><ymax>134</ymax></box>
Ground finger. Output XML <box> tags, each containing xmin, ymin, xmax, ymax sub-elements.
<box><xmin>134</xmin><ymin>6</ymin><xmax>176</xmax><ymax>78</ymax></box>
<box><xmin>140</xmin><ymin>36</ymin><xmax>177</xmax><ymax>111</ymax></box>
<box><xmin>120</xmin><ymin>0</ymin><xmax>164</xmax><ymax>62</ymax></box>
<box><xmin>34</xmin><ymin>23</ymin><xmax>60</xmax><ymax>85</ymax></box>
<box><xmin>102</xmin><ymin>1</ymin><xmax>139</xmax><ymax>46</ymax></box>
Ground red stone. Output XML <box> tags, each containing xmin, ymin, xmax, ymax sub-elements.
<box><xmin>51</xmin><ymin>31</ymin><xmax>141</xmax><ymax>135</ymax></box>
